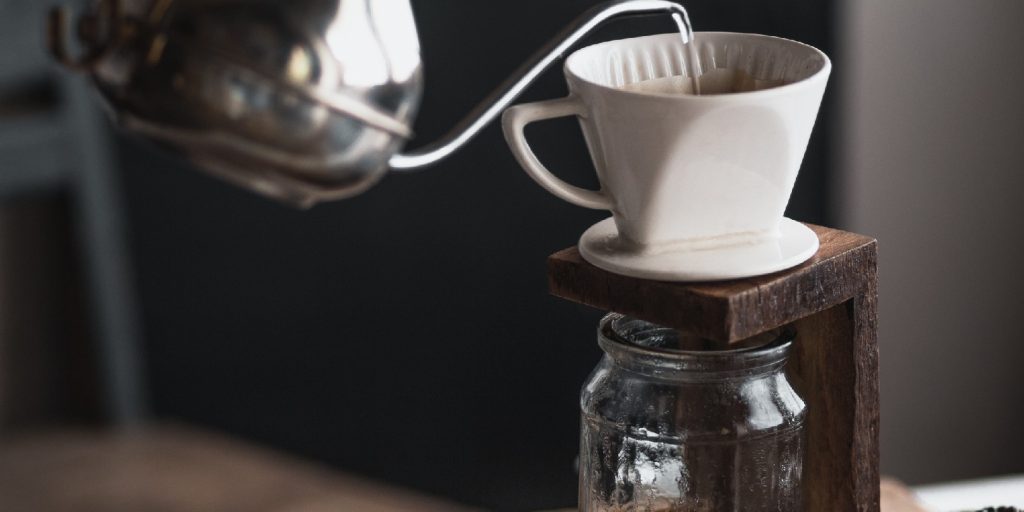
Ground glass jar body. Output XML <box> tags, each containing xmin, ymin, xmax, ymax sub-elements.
<box><xmin>579</xmin><ymin>315</ymin><xmax>807</xmax><ymax>511</ymax></box>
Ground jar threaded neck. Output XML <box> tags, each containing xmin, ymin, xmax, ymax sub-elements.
<box><xmin>598</xmin><ymin>313</ymin><xmax>794</xmax><ymax>380</ymax></box>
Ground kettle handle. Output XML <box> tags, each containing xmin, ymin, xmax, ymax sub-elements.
<box><xmin>389</xmin><ymin>0</ymin><xmax>694</xmax><ymax>171</ymax></box>
<box><xmin>48</xmin><ymin>0</ymin><xmax>123</xmax><ymax>71</ymax></box>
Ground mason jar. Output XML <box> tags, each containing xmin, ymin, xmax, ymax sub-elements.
<box><xmin>579</xmin><ymin>314</ymin><xmax>807</xmax><ymax>511</ymax></box>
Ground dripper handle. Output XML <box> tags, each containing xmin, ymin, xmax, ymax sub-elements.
<box><xmin>502</xmin><ymin>96</ymin><xmax>612</xmax><ymax>211</ymax></box>
<box><xmin>389</xmin><ymin>0</ymin><xmax>693</xmax><ymax>171</ymax></box>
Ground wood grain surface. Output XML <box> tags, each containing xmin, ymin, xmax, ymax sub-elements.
<box><xmin>548</xmin><ymin>224</ymin><xmax>877</xmax><ymax>342</ymax></box>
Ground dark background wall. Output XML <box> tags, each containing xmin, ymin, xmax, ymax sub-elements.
<box><xmin>118</xmin><ymin>1</ymin><xmax>836</xmax><ymax>510</ymax></box>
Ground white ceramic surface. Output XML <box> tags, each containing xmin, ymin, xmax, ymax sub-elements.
<box><xmin>580</xmin><ymin>216</ymin><xmax>819</xmax><ymax>281</ymax></box>
<box><xmin>502</xmin><ymin>32</ymin><xmax>831</xmax><ymax>281</ymax></box>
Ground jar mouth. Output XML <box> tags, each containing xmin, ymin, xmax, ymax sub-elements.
<box><xmin>598</xmin><ymin>313</ymin><xmax>795</xmax><ymax>375</ymax></box>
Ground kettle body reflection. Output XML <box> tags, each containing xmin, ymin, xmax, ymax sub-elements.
<box><xmin>51</xmin><ymin>0</ymin><xmax>424</xmax><ymax>206</ymax></box>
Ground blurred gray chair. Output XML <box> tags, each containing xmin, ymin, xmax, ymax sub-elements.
<box><xmin>0</xmin><ymin>0</ymin><xmax>145</xmax><ymax>426</ymax></box>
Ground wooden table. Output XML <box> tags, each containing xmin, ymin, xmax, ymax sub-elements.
<box><xmin>0</xmin><ymin>425</ymin><xmax>475</xmax><ymax>512</ymax></box>
<box><xmin>0</xmin><ymin>424</ymin><xmax>936</xmax><ymax>511</ymax></box>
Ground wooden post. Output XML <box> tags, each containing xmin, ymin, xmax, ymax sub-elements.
<box><xmin>547</xmin><ymin>224</ymin><xmax>880</xmax><ymax>512</ymax></box>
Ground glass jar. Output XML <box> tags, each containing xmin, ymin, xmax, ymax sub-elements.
<box><xmin>579</xmin><ymin>314</ymin><xmax>807</xmax><ymax>512</ymax></box>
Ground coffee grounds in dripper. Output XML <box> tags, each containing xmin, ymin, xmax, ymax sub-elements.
<box><xmin>620</xmin><ymin>68</ymin><xmax>788</xmax><ymax>95</ymax></box>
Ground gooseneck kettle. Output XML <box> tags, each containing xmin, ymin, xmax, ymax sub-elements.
<box><xmin>49</xmin><ymin>0</ymin><xmax>692</xmax><ymax>207</ymax></box>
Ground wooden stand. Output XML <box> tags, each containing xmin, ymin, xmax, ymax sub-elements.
<box><xmin>548</xmin><ymin>224</ymin><xmax>879</xmax><ymax>512</ymax></box>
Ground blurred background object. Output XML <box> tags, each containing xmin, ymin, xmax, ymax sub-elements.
<box><xmin>0</xmin><ymin>0</ymin><xmax>1021</xmax><ymax>511</ymax></box>
<box><xmin>882</xmin><ymin>479</ymin><xmax>929</xmax><ymax>512</ymax></box>
<box><xmin>915</xmin><ymin>476</ymin><xmax>1024</xmax><ymax>512</ymax></box>
<box><xmin>839</xmin><ymin>0</ymin><xmax>1024</xmax><ymax>488</ymax></box>
<box><xmin>0</xmin><ymin>0</ymin><xmax>143</xmax><ymax>428</ymax></box>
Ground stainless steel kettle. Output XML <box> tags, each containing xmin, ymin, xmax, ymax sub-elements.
<box><xmin>49</xmin><ymin>0</ymin><xmax>692</xmax><ymax>207</ymax></box>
